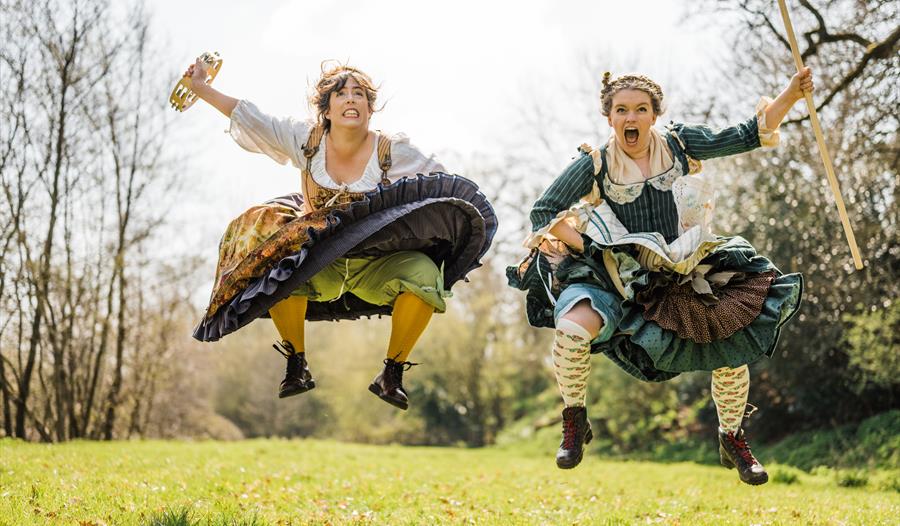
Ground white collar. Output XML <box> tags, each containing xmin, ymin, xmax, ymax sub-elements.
<box><xmin>309</xmin><ymin>131</ymin><xmax>383</xmax><ymax>191</ymax></box>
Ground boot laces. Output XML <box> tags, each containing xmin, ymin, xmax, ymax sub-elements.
<box><xmin>562</xmin><ymin>417</ymin><xmax>579</xmax><ymax>449</ymax></box>
<box><xmin>383</xmin><ymin>358</ymin><xmax>418</xmax><ymax>384</ymax></box>
<box><xmin>727</xmin><ymin>432</ymin><xmax>757</xmax><ymax>465</ymax></box>
<box><xmin>273</xmin><ymin>341</ymin><xmax>302</xmax><ymax>375</ymax></box>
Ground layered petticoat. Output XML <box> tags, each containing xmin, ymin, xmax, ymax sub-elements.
<box><xmin>507</xmin><ymin>200</ymin><xmax>802</xmax><ymax>382</ymax></box>
<box><xmin>195</xmin><ymin>173</ymin><xmax>497</xmax><ymax>342</ymax></box>
<box><xmin>587</xmin><ymin>238</ymin><xmax>802</xmax><ymax>382</ymax></box>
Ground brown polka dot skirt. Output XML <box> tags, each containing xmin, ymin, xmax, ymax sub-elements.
<box><xmin>636</xmin><ymin>271</ymin><xmax>777</xmax><ymax>344</ymax></box>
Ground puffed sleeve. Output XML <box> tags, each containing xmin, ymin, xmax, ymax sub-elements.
<box><xmin>228</xmin><ymin>100</ymin><xmax>311</xmax><ymax>168</ymax></box>
<box><xmin>386</xmin><ymin>133</ymin><xmax>446</xmax><ymax>180</ymax></box>
<box><xmin>755</xmin><ymin>97</ymin><xmax>780</xmax><ymax>147</ymax></box>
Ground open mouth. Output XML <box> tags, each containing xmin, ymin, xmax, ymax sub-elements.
<box><xmin>342</xmin><ymin>109</ymin><xmax>359</xmax><ymax>118</ymax></box>
<box><xmin>624</xmin><ymin>127</ymin><xmax>639</xmax><ymax>146</ymax></box>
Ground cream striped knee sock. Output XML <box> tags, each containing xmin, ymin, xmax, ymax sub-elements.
<box><xmin>711</xmin><ymin>365</ymin><xmax>751</xmax><ymax>433</ymax></box>
<box><xmin>552</xmin><ymin>319</ymin><xmax>593</xmax><ymax>408</ymax></box>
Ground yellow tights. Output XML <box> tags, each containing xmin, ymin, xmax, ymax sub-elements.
<box><xmin>387</xmin><ymin>292</ymin><xmax>434</xmax><ymax>362</ymax></box>
<box><xmin>268</xmin><ymin>292</ymin><xmax>433</xmax><ymax>361</ymax></box>
<box><xmin>268</xmin><ymin>295</ymin><xmax>308</xmax><ymax>352</ymax></box>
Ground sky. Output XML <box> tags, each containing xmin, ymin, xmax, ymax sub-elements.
<box><xmin>146</xmin><ymin>0</ymin><xmax>726</xmax><ymax>295</ymax></box>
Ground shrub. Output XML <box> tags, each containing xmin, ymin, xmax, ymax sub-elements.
<box><xmin>771</xmin><ymin>466</ymin><xmax>802</xmax><ymax>485</ymax></box>
<box><xmin>875</xmin><ymin>471</ymin><xmax>900</xmax><ymax>493</ymax></box>
<box><xmin>835</xmin><ymin>470</ymin><xmax>869</xmax><ymax>488</ymax></box>
<box><xmin>854</xmin><ymin>410</ymin><xmax>900</xmax><ymax>469</ymax></box>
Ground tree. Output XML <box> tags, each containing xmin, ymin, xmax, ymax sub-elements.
<box><xmin>687</xmin><ymin>0</ymin><xmax>899</xmax><ymax>437</ymax></box>
<box><xmin>0</xmin><ymin>0</ymin><xmax>196</xmax><ymax>441</ymax></box>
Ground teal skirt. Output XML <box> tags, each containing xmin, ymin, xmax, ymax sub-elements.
<box><xmin>508</xmin><ymin>236</ymin><xmax>802</xmax><ymax>382</ymax></box>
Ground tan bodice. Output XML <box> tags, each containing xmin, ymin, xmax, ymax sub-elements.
<box><xmin>300</xmin><ymin>125</ymin><xmax>393</xmax><ymax>213</ymax></box>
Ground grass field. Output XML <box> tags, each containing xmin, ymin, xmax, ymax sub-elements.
<box><xmin>1</xmin><ymin>438</ymin><xmax>897</xmax><ymax>525</ymax></box>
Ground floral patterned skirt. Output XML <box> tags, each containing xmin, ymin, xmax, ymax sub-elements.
<box><xmin>205</xmin><ymin>198</ymin><xmax>329</xmax><ymax>321</ymax></box>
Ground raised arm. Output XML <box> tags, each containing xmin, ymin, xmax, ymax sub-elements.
<box><xmin>185</xmin><ymin>59</ymin><xmax>238</xmax><ymax>117</ymax></box>
<box><xmin>764</xmin><ymin>67</ymin><xmax>814</xmax><ymax>129</ymax></box>
<box><xmin>182</xmin><ymin>60</ymin><xmax>309</xmax><ymax>167</ymax></box>
<box><xmin>674</xmin><ymin>68</ymin><xmax>815</xmax><ymax>161</ymax></box>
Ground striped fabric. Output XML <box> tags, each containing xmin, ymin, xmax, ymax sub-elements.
<box><xmin>529</xmin><ymin>116</ymin><xmax>761</xmax><ymax>242</ymax></box>
<box><xmin>529</xmin><ymin>153</ymin><xmax>595</xmax><ymax>234</ymax></box>
<box><xmin>605</xmin><ymin>179</ymin><xmax>680</xmax><ymax>243</ymax></box>
<box><xmin>672</xmin><ymin>116</ymin><xmax>760</xmax><ymax>161</ymax></box>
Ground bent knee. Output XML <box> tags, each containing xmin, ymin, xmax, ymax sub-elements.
<box><xmin>560</xmin><ymin>300</ymin><xmax>603</xmax><ymax>340</ymax></box>
<box><xmin>384</xmin><ymin>251</ymin><xmax>441</xmax><ymax>283</ymax></box>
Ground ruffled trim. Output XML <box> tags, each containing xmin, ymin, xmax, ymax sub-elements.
<box><xmin>756</xmin><ymin>96</ymin><xmax>780</xmax><ymax>148</ymax></box>
<box><xmin>602</xmin><ymin>153</ymin><xmax>685</xmax><ymax>205</ymax></box>
<box><xmin>594</xmin><ymin>238</ymin><xmax>803</xmax><ymax>382</ymax></box>
<box><xmin>579</xmin><ymin>200</ymin><xmax>722</xmax><ymax>275</ymax></box>
<box><xmin>604</xmin><ymin>272</ymin><xmax>802</xmax><ymax>381</ymax></box>
<box><xmin>194</xmin><ymin>173</ymin><xmax>497</xmax><ymax>342</ymax></box>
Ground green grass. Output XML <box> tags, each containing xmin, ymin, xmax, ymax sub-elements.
<box><xmin>1</xmin><ymin>438</ymin><xmax>897</xmax><ymax>525</ymax></box>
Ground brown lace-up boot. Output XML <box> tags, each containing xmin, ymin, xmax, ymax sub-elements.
<box><xmin>556</xmin><ymin>406</ymin><xmax>593</xmax><ymax>469</ymax></box>
<box><xmin>368</xmin><ymin>358</ymin><xmax>417</xmax><ymax>410</ymax></box>
<box><xmin>719</xmin><ymin>428</ymin><xmax>768</xmax><ymax>485</ymax></box>
<box><xmin>273</xmin><ymin>341</ymin><xmax>315</xmax><ymax>398</ymax></box>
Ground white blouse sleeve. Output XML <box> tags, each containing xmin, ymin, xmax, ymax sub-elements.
<box><xmin>755</xmin><ymin>96</ymin><xmax>780</xmax><ymax>148</ymax></box>
<box><xmin>385</xmin><ymin>132</ymin><xmax>446</xmax><ymax>181</ymax></box>
<box><xmin>228</xmin><ymin>100</ymin><xmax>311</xmax><ymax>168</ymax></box>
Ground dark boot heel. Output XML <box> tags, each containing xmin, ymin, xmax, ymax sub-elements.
<box><xmin>369</xmin><ymin>358</ymin><xmax>418</xmax><ymax>410</ymax></box>
<box><xmin>719</xmin><ymin>447</ymin><xmax>735</xmax><ymax>469</ymax></box>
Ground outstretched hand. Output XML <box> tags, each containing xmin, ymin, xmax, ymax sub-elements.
<box><xmin>178</xmin><ymin>56</ymin><xmax>237</xmax><ymax>118</ymax></box>
<box><xmin>183</xmin><ymin>59</ymin><xmax>209</xmax><ymax>90</ymax></box>
<box><xmin>786</xmin><ymin>67</ymin><xmax>814</xmax><ymax>102</ymax></box>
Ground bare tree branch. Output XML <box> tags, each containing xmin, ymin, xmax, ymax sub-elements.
<box><xmin>787</xmin><ymin>23</ymin><xmax>900</xmax><ymax>124</ymax></box>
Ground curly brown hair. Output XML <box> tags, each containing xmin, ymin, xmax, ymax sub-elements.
<box><xmin>309</xmin><ymin>61</ymin><xmax>379</xmax><ymax>130</ymax></box>
<box><xmin>599</xmin><ymin>72</ymin><xmax>665</xmax><ymax>117</ymax></box>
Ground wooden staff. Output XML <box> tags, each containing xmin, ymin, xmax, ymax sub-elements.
<box><xmin>776</xmin><ymin>0</ymin><xmax>863</xmax><ymax>270</ymax></box>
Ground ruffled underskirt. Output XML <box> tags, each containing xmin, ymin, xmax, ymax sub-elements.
<box><xmin>594</xmin><ymin>237</ymin><xmax>801</xmax><ymax>381</ymax></box>
<box><xmin>194</xmin><ymin>173</ymin><xmax>497</xmax><ymax>342</ymax></box>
